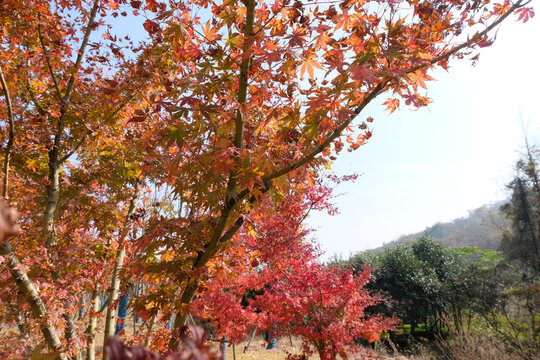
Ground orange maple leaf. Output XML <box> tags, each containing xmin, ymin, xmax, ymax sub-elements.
<box><xmin>300</xmin><ymin>58</ymin><xmax>324</xmax><ymax>80</ymax></box>
<box><xmin>383</xmin><ymin>98</ymin><xmax>400</xmax><ymax>113</ymax></box>
<box><xmin>202</xmin><ymin>22</ymin><xmax>220</xmax><ymax>42</ymax></box>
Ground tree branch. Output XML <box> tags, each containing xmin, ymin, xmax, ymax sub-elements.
<box><xmin>36</xmin><ymin>18</ymin><xmax>63</xmax><ymax>101</ymax></box>
<box><xmin>247</xmin><ymin>0</ymin><xmax>525</xmax><ymax>193</ymax></box>
<box><xmin>63</xmin><ymin>0</ymin><xmax>99</xmax><ymax>103</ymax></box>
<box><xmin>408</xmin><ymin>0</ymin><xmax>525</xmax><ymax>74</ymax></box>
<box><xmin>102</xmin><ymin>180</ymin><xmax>143</xmax><ymax>359</ymax></box>
<box><xmin>0</xmin><ymin>241</ymin><xmax>64</xmax><ymax>359</ymax></box>
<box><xmin>235</xmin><ymin>0</ymin><xmax>256</xmax><ymax>149</ymax></box>
<box><xmin>263</xmin><ymin>82</ymin><xmax>387</xmax><ymax>185</ymax></box>
<box><xmin>0</xmin><ymin>65</ymin><xmax>15</xmax><ymax>199</ymax></box>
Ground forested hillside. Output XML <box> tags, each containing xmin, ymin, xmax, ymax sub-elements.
<box><xmin>381</xmin><ymin>203</ymin><xmax>509</xmax><ymax>250</ymax></box>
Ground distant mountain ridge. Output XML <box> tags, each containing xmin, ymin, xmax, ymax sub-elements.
<box><xmin>381</xmin><ymin>203</ymin><xmax>509</xmax><ymax>250</ymax></box>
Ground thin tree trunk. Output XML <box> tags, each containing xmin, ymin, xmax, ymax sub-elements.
<box><xmin>86</xmin><ymin>288</ymin><xmax>100</xmax><ymax>360</ymax></box>
<box><xmin>62</xmin><ymin>299</ymin><xmax>82</xmax><ymax>360</ymax></box>
<box><xmin>102</xmin><ymin>180</ymin><xmax>142</xmax><ymax>359</ymax></box>
<box><xmin>243</xmin><ymin>328</ymin><xmax>256</xmax><ymax>353</ymax></box>
<box><xmin>103</xmin><ymin>247</ymin><xmax>126</xmax><ymax>341</ymax></box>
<box><xmin>0</xmin><ymin>241</ymin><xmax>64</xmax><ymax>360</ymax></box>
<box><xmin>132</xmin><ymin>280</ymin><xmax>140</xmax><ymax>334</ymax></box>
<box><xmin>1</xmin><ymin>63</ymin><xmax>30</xmax><ymax>340</ymax></box>
<box><xmin>169</xmin><ymin>282</ymin><xmax>199</xmax><ymax>349</ymax></box>
<box><xmin>0</xmin><ymin>65</ymin><xmax>14</xmax><ymax>198</ymax></box>
<box><xmin>2</xmin><ymin>64</ymin><xmax>63</xmax><ymax>354</ymax></box>
<box><xmin>144</xmin><ymin>313</ymin><xmax>158</xmax><ymax>347</ymax></box>
<box><xmin>288</xmin><ymin>331</ymin><xmax>293</xmax><ymax>347</ymax></box>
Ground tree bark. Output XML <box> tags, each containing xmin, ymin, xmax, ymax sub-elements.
<box><xmin>0</xmin><ymin>65</ymin><xmax>14</xmax><ymax>198</ymax></box>
<box><xmin>102</xmin><ymin>180</ymin><xmax>142</xmax><ymax>359</ymax></box>
<box><xmin>86</xmin><ymin>288</ymin><xmax>100</xmax><ymax>360</ymax></box>
<box><xmin>0</xmin><ymin>241</ymin><xmax>64</xmax><ymax>359</ymax></box>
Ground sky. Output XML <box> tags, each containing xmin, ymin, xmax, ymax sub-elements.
<box><xmin>308</xmin><ymin>13</ymin><xmax>540</xmax><ymax>260</ymax></box>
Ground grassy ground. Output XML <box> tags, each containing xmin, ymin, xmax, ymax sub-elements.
<box><xmin>223</xmin><ymin>336</ymin><xmax>319</xmax><ymax>360</ymax></box>
<box><xmin>0</xmin><ymin>315</ymin><xmax>427</xmax><ymax>359</ymax></box>
<box><xmin>221</xmin><ymin>335</ymin><xmax>424</xmax><ymax>360</ymax></box>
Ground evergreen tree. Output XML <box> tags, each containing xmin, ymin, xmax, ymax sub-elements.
<box><xmin>500</xmin><ymin>145</ymin><xmax>540</xmax><ymax>275</ymax></box>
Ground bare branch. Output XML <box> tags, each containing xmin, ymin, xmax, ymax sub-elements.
<box><xmin>0</xmin><ymin>65</ymin><xmax>15</xmax><ymax>198</ymax></box>
<box><xmin>64</xmin><ymin>0</ymin><xmax>100</xmax><ymax>103</ymax></box>
<box><xmin>36</xmin><ymin>18</ymin><xmax>63</xmax><ymax>101</ymax></box>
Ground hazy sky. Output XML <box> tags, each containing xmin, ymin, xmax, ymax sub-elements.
<box><xmin>308</xmin><ymin>14</ymin><xmax>540</xmax><ymax>260</ymax></box>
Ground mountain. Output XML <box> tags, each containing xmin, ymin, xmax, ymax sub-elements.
<box><xmin>381</xmin><ymin>203</ymin><xmax>509</xmax><ymax>250</ymax></box>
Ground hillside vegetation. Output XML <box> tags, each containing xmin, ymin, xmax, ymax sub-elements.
<box><xmin>381</xmin><ymin>203</ymin><xmax>509</xmax><ymax>250</ymax></box>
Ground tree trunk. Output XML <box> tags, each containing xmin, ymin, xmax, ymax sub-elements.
<box><xmin>102</xmin><ymin>181</ymin><xmax>141</xmax><ymax>359</ymax></box>
<box><xmin>168</xmin><ymin>282</ymin><xmax>199</xmax><ymax>350</ymax></box>
<box><xmin>41</xmin><ymin>158</ymin><xmax>81</xmax><ymax>360</ymax></box>
<box><xmin>86</xmin><ymin>288</ymin><xmax>100</xmax><ymax>360</ymax></box>
<box><xmin>144</xmin><ymin>312</ymin><xmax>158</xmax><ymax>347</ymax></box>
<box><xmin>0</xmin><ymin>64</ymin><xmax>14</xmax><ymax>199</ymax></box>
<box><xmin>1</xmin><ymin>241</ymin><xmax>64</xmax><ymax>359</ymax></box>
<box><xmin>63</xmin><ymin>298</ymin><xmax>82</xmax><ymax>360</ymax></box>
<box><xmin>103</xmin><ymin>247</ymin><xmax>126</xmax><ymax>344</ymax></box>
<box><xmin>1</xmin><ymin>60</ymin><xmax>29</xmax><ymax>341</ymax></box>
<box><xmin>243</xmin><ymin>328</ymin><xmax>256</xmax><ymax>353</ymax></box>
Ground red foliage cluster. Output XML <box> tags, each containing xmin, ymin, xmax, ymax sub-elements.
<box><xmin>191</xmin><ymin>179</ymin><xmax>397</xmax><ymax>359</ymax></box>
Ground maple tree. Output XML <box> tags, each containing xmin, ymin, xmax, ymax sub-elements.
<box><xmin>0</xmin><ymin>0</ymin><xmax>534</xmax><ymax>358</ymax></box>
<box><xmin>188</xmin><ymin>177</ymin><xmax>397</xmax><ymax>360</ymax></box>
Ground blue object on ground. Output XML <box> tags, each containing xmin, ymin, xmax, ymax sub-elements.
<box><xmin>266</xmin><ymin>329</ymin><xmax>277</xmax><ymax>349</ymax></box>
<box><xmin>220</xmin><ymin>341</ymin><xmax>227</xmax><ymax>359</ymax></box>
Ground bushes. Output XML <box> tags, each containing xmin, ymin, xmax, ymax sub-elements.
<box><xmin>346</xmin><ymin>236</ymin><xmax>473</xmax><ymax>335</ymax></box>
<box><xmin>342</xmin><ymin>236</ymin><xmax>540</xmax><ymax>358</ymax></box>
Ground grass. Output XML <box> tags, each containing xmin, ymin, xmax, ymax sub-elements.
<box><xmin>223</xmin><ymin>336</ymin><xmax>318</xmax><ymax>360</ymax></box>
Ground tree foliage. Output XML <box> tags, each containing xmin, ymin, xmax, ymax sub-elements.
<box><xmin>188</xmin><ymin>179</ymin><xmax>397</xmax><ymax>360</ymax></box>
<box><xmin>349</xmin><ymin>237</ymin><xmax>440</xmax><ymax>330</ymax></box>
<box><xmin>500</xmin><ymin>143</ymin><xmax>540</xmax><ymax>275</ymax></box>
<box><xmin>345</xmin><ymin>236</ymin><xmax>492</xmax><ymax>334</ymax></box>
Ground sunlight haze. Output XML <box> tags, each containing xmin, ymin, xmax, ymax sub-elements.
<box><xmin>309</xmin><ymin>15</ymin><xmax>540</xmax><ymax>260</ymax></box>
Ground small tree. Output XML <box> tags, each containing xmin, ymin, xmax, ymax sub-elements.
<box><xmin>190</xmin><ymin>181</ymin><xmax>397</xmax><ymax>360</ymax></box>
